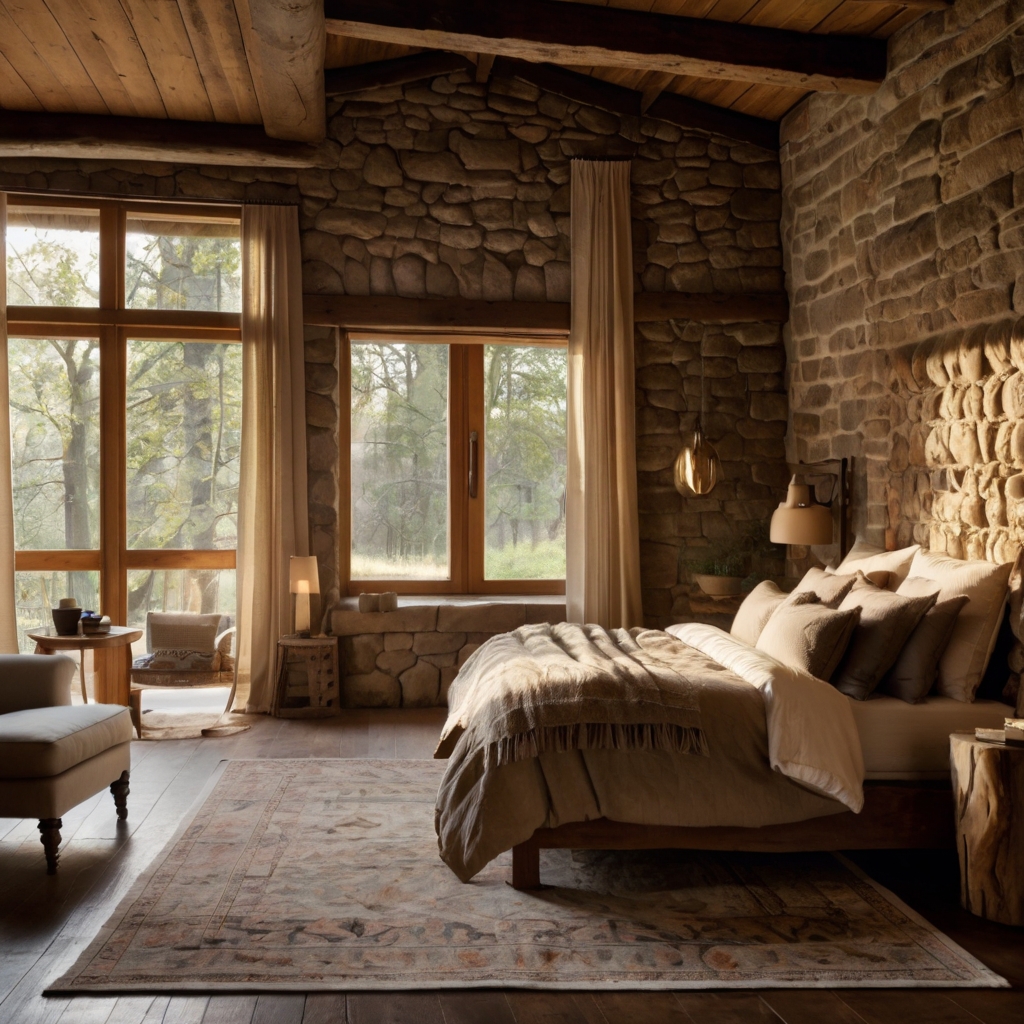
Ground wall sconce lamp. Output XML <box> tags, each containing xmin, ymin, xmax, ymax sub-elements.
<box><xmin>770</xmin><ymin>475</ymin><xmax>835</xmax><ymax>546</ymax></box>
<box><xmin>289</xmin><ymin>555</ymin><xmax>320</xmax><ymax>637</ymax></box>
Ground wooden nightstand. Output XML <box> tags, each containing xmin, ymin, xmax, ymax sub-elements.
<box><xmin>950</xmin><ymin>731</ymin><xmax>1024</xmax><ymax>927</ymax></box>
<box><xmin>271</xmin><ymin>635</ymin><xmax>341</xmax><ymax>718</ymax></box>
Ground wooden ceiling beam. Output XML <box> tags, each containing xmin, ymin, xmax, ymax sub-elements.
<box><xmin>323</xmin><ymin>0</ymin><xmax>888</xmax><ymax>95</ymax></box>
<box><xmin>234</xmin><ymin>0</ymin><xmax>326</xmax><ymax>143</ymax></box>
<box><xmin>324</xmin><ymin>52</ymin><xmax>473</xmax><ymax>96</ymax></box>
<box><xmin>491</xmin><ymin>58</ymin><xmax>776</xmax><ymax>151</ymax></box>
<box><xmin>0</xmin><ymin>109</ymin><xmax>322</xmax><ymax>167</ymax></box>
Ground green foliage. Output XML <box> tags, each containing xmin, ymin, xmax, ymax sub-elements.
<box><xmin>126</xmin><ymin>232</ymin><xmax>240</xmax><ymax>312</ymax></box>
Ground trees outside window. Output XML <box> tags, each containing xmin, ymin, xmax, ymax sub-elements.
<box><xmin>346</xmin><ymin>337</ymin><xmax>566</xmax><ymax>595</ymax></box>
<box><xmin>6</xmin><ymin>198</ymin><xmax>241</xmax><ymax>658</ymax></box>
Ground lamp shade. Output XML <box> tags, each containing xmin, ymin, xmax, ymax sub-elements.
<box><xmin>769</xmin><ymin>476</ymin><xmax>834</xmax><ymax>545</ymax></box>
<box><xmin>289</xmin><ymin>555</ymin><xmax>320</xmax><ymax>594</ymax></box>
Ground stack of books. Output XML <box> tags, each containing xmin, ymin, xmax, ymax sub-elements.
<box><xmin>975</xmin><ymin>719</ymin><xmax>1024</xmax><ymax>745</ymax></box>
<box><xmin>79</xmin><ymin>612</ymin><xmax>112</xmax><ymax>636</ymax></box>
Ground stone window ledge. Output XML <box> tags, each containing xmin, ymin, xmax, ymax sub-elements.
<box><xmin>331</xmin><ymin>595</ymin><xmax>566</xmax><ymax>637</ymax></box>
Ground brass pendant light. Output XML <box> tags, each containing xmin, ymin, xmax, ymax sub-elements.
<box><xmin>674</xmin><ymin>343</ymin><xmax>720</xmax><ymax>496</ymax></box>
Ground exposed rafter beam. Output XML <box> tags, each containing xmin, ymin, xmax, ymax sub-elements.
<box><xmin>492</xmin><ymin>58</ymin><xmax>777</xmax><ymax>151</ymax></box>
<box><xmin>0</xmin><ymin>110</ymin><xmax>322</xmax><ymax>167</ymax></box>
<box><xmin>235</xmin><ymin>0</ymin><xmax>326</xmax><ymax>142</ymax></box>
<box><xmin>324</xmin><ymin>52</ymin><xmax>472</xmax><ymax>96</ymax></box>
<box><xmin>323</xmin><ymin>0</ymin><xmax>887</xmax><ymax>95</ymax></box>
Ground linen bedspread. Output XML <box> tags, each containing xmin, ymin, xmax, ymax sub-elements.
<box><xmin>435</xmin><ymin>624</ymin><xmax>864</xmax><ymax>882</ymax></box>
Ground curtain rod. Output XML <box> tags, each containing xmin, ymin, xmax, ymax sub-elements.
<box><xmin>0</xmin><ymin>185</ymin><xmax>296</xmax><ymax>207</ymax></box>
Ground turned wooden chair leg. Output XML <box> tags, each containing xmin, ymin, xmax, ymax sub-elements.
<box><xmin>512</xmin><ymin>839</ymin><xmax>541</xmax><ymax>890</ymax></box>
<box><xmin>110</xmin><ymin>770</ymin><xmax>130</xmax><ymax>821</ymax></box>
<box><xmin>38</xmin><ymin>818</ymin><xmax>62</xmax><ymax>875</ymax></box>
<box><xmin>129</xmin><ymin>688</ymin><xmax>143</xmax><ymax>738</ymax></box>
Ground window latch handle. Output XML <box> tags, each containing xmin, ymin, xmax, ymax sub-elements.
<box><xmin>468</xmin><ymin>430</ymin><xmax>478</xmax><ymax>499</ymax></box>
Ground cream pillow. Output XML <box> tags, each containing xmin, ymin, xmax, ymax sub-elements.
<box><xmin>731</xmin><ymin>581</ymin><xmax>788</xmax><ymax>646</ymax></box>
<box><xmin>830</xmin><ymin>576</ymin><xmax>937</xmax><ymax>700</ymax></box>
<box><xmin>897</xmin><ymin>553</ymin><xmax>1013</xmax><ymax>702</ymax></box>
<box><xmin>789</xmin><ymin>567</ymin><xmax>857</xmax><ymax>608</ymax></box>
<box><xmin>757</xmin><ymin>600</ymin><xmax>861</xmax><ymax>681</ymax></box>
<box><xmin>831</xmin><ymin>538</ymin><xmax>920</xmax><ymax>591</ymax></box>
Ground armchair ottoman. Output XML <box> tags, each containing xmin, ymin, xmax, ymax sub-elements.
<box><xmin>0</xmin><ymin>654</ymin><xmax>134</xmax><ymax>874</ymax></box>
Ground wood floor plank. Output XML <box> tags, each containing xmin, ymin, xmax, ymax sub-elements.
<box><xmin>947</xmin><ymin>991</ymin><xmax>1024</xmax><ymax>1024</ymax></box>
<box><xmin>347</xmin><ymin>992</ymin><xmax>444</xmax><ymax>1024</ymax></box>
<box><xmin>252</xmin><ymin>994</ymin><xmax>306</xmax><ymax>1024</ymax></box>
<box><xmin>438</xmin><ymin>990</ymin><xmax>516</xmax><ymax>1024</ymax></box>
<box><xmin>760</xmin><ymin>990</ymin><xmax>867</xmax><ymax>1024</ymax></box>
<box><xmin>202</xmin><ymin>995</ymin><xmax>258</xmax><ymax>1024</ymax></box>
<box><xmin>593</xmin><ymin>992</ymin><xmax>690</xmax><ymax>1024</ymax></box>
<box><xmin>835</xmin><ymin>991</ymin><xmax>983</xmax><ymax>1024</ymax></box>
<box><xmin>164</xmin><ymin>996</ymin><xmax>211</xmax><ymax>1024</ymax></box>
<box><xmin>505</xmin><ymin>991</ymin><xmax>600</xmax><ymax>1024</ymax></box>
<box><xmin>55</xmin><ymin>995</ymin><xmax>118</xmax><ymax>1023</ymax></box>
<box><xmin>301</xmin><ymin>993</ymin><xmax>347</xmax><ymax>1024</ymax></box>
<box><xmin>106</xmin><ymin>996</ymin><xmax>159</xmax><ymax>1024</ymax></box>
<box><xmin>671</xmin><ymin>992</ymin><xmax>781</xmax><ymax>1024</ymax></box>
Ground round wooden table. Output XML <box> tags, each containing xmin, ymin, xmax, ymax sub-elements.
<box><xmin>27</xmin><ymin>626</ymin><xmax>143</xmax><ymax>707</ymax></box>
<box><xmin>950</xmin><ymin>731</ymin><xmax>1024</xmax><ymax>927</ymax></box>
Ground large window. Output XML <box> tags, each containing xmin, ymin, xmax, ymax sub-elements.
<box><xmin>345</xmin><ymin>336</ymin><xmax>567</xmax><ymax>595</ymax></box>
<box><xmin>6</xmin><ymin>197</ymin><xmax>242</xmax><ymax>660</ymax></box>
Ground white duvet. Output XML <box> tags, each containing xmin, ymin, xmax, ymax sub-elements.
<box><xmin>666</xmin><ymin>622</ymin><xmax>865</xmax><ymax>812</ymax></box>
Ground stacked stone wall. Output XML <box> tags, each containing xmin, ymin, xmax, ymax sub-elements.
<box><xmin>0</xmin><ymin>64</ymin><xmax>788</xmax><ymax>682</ymax></box>
<box><xmin>780</xmin><ymin>0</ymin><xmax>1024</xmax><ymax>562</ymax></box>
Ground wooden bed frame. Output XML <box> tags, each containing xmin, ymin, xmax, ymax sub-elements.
<box><xmin>510</xmin><ymin>780</ymin><xmax>954</xmax><ymax>889</ymax></box>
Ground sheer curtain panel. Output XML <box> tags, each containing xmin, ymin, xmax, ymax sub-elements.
<box><xmin>236</xmin><ymin>205</ymin><xmax>309</xmax><ymax>712</ymax></box>
<box><xmin>0</xmin><ymin>194</ymin><xmax>17</xmax><ymax>652</ymax></box>
<box><xmin>565</xmin><ymin>161</ymin><xmax>643</xmax><ymax>629</ymax></box>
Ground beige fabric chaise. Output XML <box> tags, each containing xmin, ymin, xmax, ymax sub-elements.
<box><xmin>0</xmin><ymin>655</ymin><xmax>133</xmax><ymax>874</ymax></box>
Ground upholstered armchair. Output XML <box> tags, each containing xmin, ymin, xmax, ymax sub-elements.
<box><xmin>0</xmin><ymin>654</ymin><xmax>133</xmax><ymax>873</ymax></box>
<box><xmin>129</xmin><ymin>613</ymin><xmax>237</xmax><ymax>736</ymax></box>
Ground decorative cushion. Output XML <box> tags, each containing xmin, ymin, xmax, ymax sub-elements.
<box><xmin>897</xmin><ymin>553</ymin><xmax>1013</xmax><ymax>702</ymax></box>
<box><xmin>831</xmin><ymin>539</ymin><xmax>920</xmax><ymax>591</ymax></box>
<box><xmin>132</xmin><ymin>650</ymin><xmax>221</xmax><ymax>674</ymax></box>
<box><xmin>756</xmin><ymin>599</ymin><xmax>861</xmax><ymax>681</ymax></box>
<box><xmin>830</xmin><ymin>576</ymin><xmax>937</xmax><ymax>700</ymax></box>
<box><xmin>0</xmin><ymin>705</ymin><xmax>133</xmax><ymax>779</ymax></box>
<box><xmin>788</xmin><ymin>566</ymin><xmax>857</xmax><ymax>608</ymax></box>
<box><xmin>879</xmin><ymin>596</ymin><xmax>970</xmax><ymax>703</ymax></box>
<box><xmin>147</xmin><ymin>613</ymin><xmax>222</xmax><ymax>654</ymax></box>
<box><xmin>730</xmin><ymin>581</ymin><xmax>788</xmax><ymax>646</ymax></box>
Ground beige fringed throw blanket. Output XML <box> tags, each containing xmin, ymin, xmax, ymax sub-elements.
<box><xmin>434</xmin><ymin>622</ymin><xmax>708</xmax><ymax>767</ymax></box>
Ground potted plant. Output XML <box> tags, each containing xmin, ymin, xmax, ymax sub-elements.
<box><xmin>686</xmin><ymin>550</ymin><xmax>747</xmax><ymax>598</ymax></box>
<box><xmin>686</xmin><ymin>522</ymin><xmax>786</xmax><ymax>599</ymax></box>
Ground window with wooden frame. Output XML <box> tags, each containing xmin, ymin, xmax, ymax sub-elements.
<box><xmin>341</xmin><ymin>333</ymin><xmax>568</xmax><ymax>596</ymax></box>
<box><xmin>6</xmin><ymin>195</ymin><xmax>242</xmax><ymax>669</ymax></box>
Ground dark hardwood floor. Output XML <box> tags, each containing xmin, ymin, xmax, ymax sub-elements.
<box><xmin>1</xmin><ymin>710</ymin><xmax>1021</xmax><ymax>1024</ymax></box>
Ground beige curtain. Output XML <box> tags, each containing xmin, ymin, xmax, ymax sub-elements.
<box><xmin>565</xmin><ymin>160</ymin><xmax>643</xmax><ymax>629</ymax></box>
<box><xmin>0</xmin><ymin>194</ymin><xmax>17</xmax><ymax>653</ymax></box>
<box><xmin>236</xmin><ymin>205</ymin><xmax>308</xmax><ymax>712</ymax></box>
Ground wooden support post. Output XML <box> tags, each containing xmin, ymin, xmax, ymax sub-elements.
<box><xmin>512</xmin><ymin>839</ymin><xmax>541</xmax><ymax>890</ymax></box>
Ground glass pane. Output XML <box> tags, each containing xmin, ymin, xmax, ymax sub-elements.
<box><xmin>126</xmin><ymin>340</ymin><xmax>242</xmax><ymax>550</ymax></box>
<box><xmin>6</xmin><ymin>205</ymin><xmax>100</xmax><ymax>307</ymax></box>
<box><xmin>15</xmin><ymin>570</ymin><xmax>100</xmax><ymax>653</ymax></box>
<box><xmin>351</xmin><ymin>342</ymin><xmax>449</xmax><ymax>580</ymax></box>
<box><xmin>8</xmin><ymin>337</ymin><xmax>100</xmax><ymax>550</ymax></box>
<box><xmin>484</xmin><ymin>345</ymin><xmax>567</xmax><ymax>580</ymax></box>
<box><xmin>127</xmin><ymin>569</ymin><xmax>236</xmax><ymax>628</ymax></box>
<box><xmin>125</xmin><ymin>212</ymin><xmax>241</xmax><ymax>312</ymax></box>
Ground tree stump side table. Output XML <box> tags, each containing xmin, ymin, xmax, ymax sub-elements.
<box><xmin>271</xmin><ymin>635</ymin><xmax>341</xmax><ymax>718</ymax></box>
<box><xmin>950</xmin><ymin>731</ymin><xmax>1024</xmax><ymax>927</ymax></box>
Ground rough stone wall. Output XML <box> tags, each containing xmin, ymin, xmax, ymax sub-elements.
<box><xmin>780</xmin><ymin>0</ymin><xmax>1024</xmax><ymax>561</ymax></box>
<box><xmin>0</xmin><ymin>63</ymin><xmax>787</xmax><ymax>644</ymax></box>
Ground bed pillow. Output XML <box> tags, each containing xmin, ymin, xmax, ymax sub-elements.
<box><xmin>731</xmin><ymin>580</ymin><xmax>788</xmax><ymax>646</ymax></box>
<box><xmin>897</xmin><ymin>553</ymin><xmax>1012</xmax><ymax>701</ymax></box>
<box><xmin>757</xmin><ymin>600</ymin><xmax>861</xmax><ymax>681</ymax></box>
<box><xmin>878</xmin><ymin>596</ymin><xmax>970</xmax><ymax>703</ymax></box>
<box><xmin>830</xmin><ymin>538</ymin><xmax>920</xmax><ymax>591</ymax></box>
<box><xmin>788</xmin><ymin>566</ymin><xmax>857</xmax><ymax>608</ymax></box>
<box><xmin>830</xmin><ymin>577</ymin><xmax>937</xmax><ymax>700</ymax></box>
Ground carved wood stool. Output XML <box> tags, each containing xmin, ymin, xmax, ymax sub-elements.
<box><xmin>950</xmin><ymin>731</ymin><xmax>1024</xmax><ymax>927</ymax></box>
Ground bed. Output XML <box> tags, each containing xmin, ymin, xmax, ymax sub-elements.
<box><xmin>433</xmin><ymin>548</ymin><xmax>1019</xmax><ymax>889</ymax></box>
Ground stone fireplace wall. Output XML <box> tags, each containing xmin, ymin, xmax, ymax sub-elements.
<box><xmin>780</xmin><ymin>0</ymin><xmax>1024</xmax><ymax>563</ymax></box>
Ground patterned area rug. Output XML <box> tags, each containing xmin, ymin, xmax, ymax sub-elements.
<box><xmin>51</xmin><ymin>759</ymin><xmax>1006</xmax><ymax>992</ymax></box>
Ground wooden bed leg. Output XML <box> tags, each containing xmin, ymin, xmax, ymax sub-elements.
<box><xmin>512</xmin><ymin>839</ymin><xmax>541</xmax><ymax>890</ymax></box>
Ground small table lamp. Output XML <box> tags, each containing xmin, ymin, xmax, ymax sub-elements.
<box><xmin>289</xmin><ymin>555</ymin><xmax>320</xmax><ymax>636</ymax></box>
<box><xmin>770</xmin><ymin>475</ymin><xmax>834</xmax><ymax>545</ymax></box>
